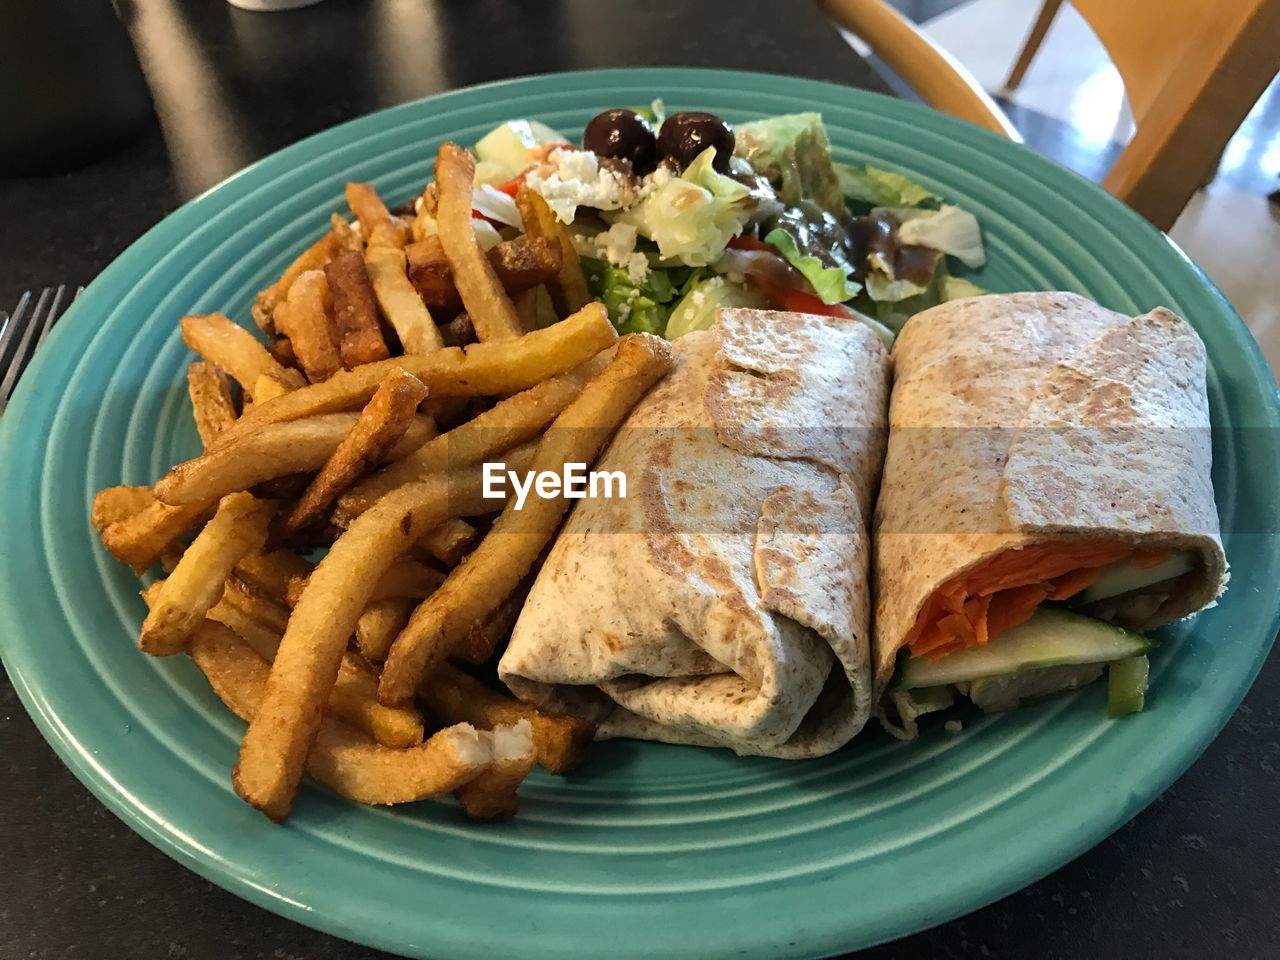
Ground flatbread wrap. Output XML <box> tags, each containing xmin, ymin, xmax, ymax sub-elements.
<box><xmin>875</xmin><ymin>292</ymin><xmax>1228</xmax><ymax>735</ymax></box>
<box><xmin>499</xmin><ymin>309</ymin><xmax>890</xmax><ymax>758</ymax></box>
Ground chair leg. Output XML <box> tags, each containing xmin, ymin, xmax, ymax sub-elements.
<box><xmin>1002</xmin><ymin>0</ymin><xmax>1065</xmax><ymax>92</ymax></box>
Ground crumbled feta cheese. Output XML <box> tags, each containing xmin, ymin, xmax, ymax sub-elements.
<box><xmin>635</xmin><ymin>163</ymin><xmax>674</xmax><ymax>201</ymax></box>
<box><xmin>944</xmin><ymin>720</ymin><xmax>963</xmax><ymax>734</ymax></box>
<box><xmin>524</xmin><ymin>148</ymin><xmax>629</xmax><ymax>224</ymax></box>
<box><xmin>572</xmin><ymin>222</ymin><xmax>650</xmax><ymax>283</ymax></box>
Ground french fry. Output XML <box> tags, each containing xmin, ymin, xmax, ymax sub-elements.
<box><xmin>187</xmin><ymin>620</ymin><xmax>489</xmax><ymax>812</ymax></box>
<box><xmin>210</xmin><ymin>582</ymin><xmax>424</xmax><ymax>748</ymax></box>
<box><xmin>232</xmin><ymin>457</ymin><xmax>526</xmax><ymax>820</ymax></box>
<box><xmin>91</xmin><ymin>485</ymin><xmax>156</xmax><ymax>530</ymax></box>
<box><xmin>345</xmin><ymin>182</ymin><xmax>393</xmax><ymax>239</ymax></box>
<box><xmin>417</xmin><ymin>518</ymin><xmax>477</xmax><ymax>566</ymax></box>
<box><xmin>139</xmin><ymin>493</ymin><xmax>275</xmax><ymax>655</ymax></box>
<box><xmin>252</xmin><ymin>231</ymin><xmax>343</xmax><ymax>334</ymax></box>
<box><xmin>453</xmin><ymin>575</ymin><xmax>530</xmax><ymax>664</ymax></box>
<box><xmin>516</xmin><ymin>184</ymin><xmax>590</xmax><ymax>316</ymax></box>
<box><xmin>211</xmin><ymin>302</ymin><xmax>616</xmax><ymax>445</ymax></box>
<box><xmin>435</xmin><ymin>143</ymin><xmax>524</xmax><ymax>340</ymax></box>
<box><xmin>279</xmin><ymin>370</ymin><xmax>428</xmax><ymax>537</ymax></box>
<box><xmin>187</xmin><ymin>363</ymin><xmax>237</xmax><ymax>447</ymax></box>
<box><xmin>268</xmin><ymin>337</ymin><xmax>298</xmax><ymax>370</ymax></box>
<box><xmin>423</xmin><ymin>662</ymin><xmax>594</xmax><ymax>774</ymax></box>
<box><xmin>379</xmin><ymin>334</ymin><xmax>673</xmax><ymax>704</ymax></box>
<box><xmin>273</xmin><ymin>270</ymin><xmax>342</xmax><ymax>383</ymax></box>
<box><xmin>232</xmin><ymin>550</ymin><xmax>313</xmax><ymax>605</ymax></box>
<box><xmin>285</xmin><ymin>556</ymin><xmax>445</xmax><ymax>609</ymax></box>
<box><xmin>406</xmin><ymin>235</ymin><xmax>562</xmax><ymax>314</ymax></box>
<box><xmin>365</xmin><ymin>244</ymin><xmax>444</xmax><ymax>354</ymax></box>
<box><xmin>101</xmin><ymin>499</ymin><xmax>212</xmax><ymax>573</ymax></box>
<box><xmin>153</xmin><ymin>414</ymin><xmax>434</xmax><ymax>506</ymax></box>
<box><xmin>325</xmin><ymin>249</ymin><xmax>390</xmax><ymax>367</ymax></box>
<box><xmin>335</xmin><ymin>351</ymin><xmax>609</xmax><ymax>520</ymax></box>
<box><xmin>454</xmin><ymin>720</ymin><xmax>535</xmax><ymax>820</ymax></box>
<box><xmin>252</xmin><ymin>375</ymin><xmax>292</xmax><ymax>403</ymax></box>
<box><xmin>355</xmin><ymin>597</ymin><xmax>416</xmax><ymax>663</ymax></box>
<box><xmin>182</xmin><ymin>314</ymin><xmax>305</xmax><ymax>398</ymax></box>
<box><xmin>330</xmin><ymin>213</ymin><xmax>363</xmax><ymax>252</ymax></box>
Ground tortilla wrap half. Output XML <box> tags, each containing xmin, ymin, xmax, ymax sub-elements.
<box><xmin>499</xmin><ymin>309</ymin><xmax>890</xmax><ymax>758</ymax></box>
<box><xmin>875</xmin><ymin>292</ymin><xmax>1228</xmax><ymax>735</ymax></box>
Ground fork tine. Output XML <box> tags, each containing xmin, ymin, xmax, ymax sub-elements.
<box><xmin>0</xmin><ymin>290</ymin><xmax>33</xmax><ymax>366</ymax></box>
<box><xmin>34</xmin><ymin>284</ymin><xmax>69</xmax><ymax>348</ymax></box>
<box><xmin>0</xmin><ymin>288</ymin><xmax>53</xmax><ymax>413</ymax></box>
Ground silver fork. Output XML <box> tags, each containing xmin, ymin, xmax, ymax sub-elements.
<box><xmin>0</xmin><ymin>285</ymin><xmax>84</xmax><ymax>415</ymax></box>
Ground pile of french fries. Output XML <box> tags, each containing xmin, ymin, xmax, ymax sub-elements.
<box><xmin>92</xmin><ymin>142</ymin><xmax>673</xmax><ymax>822</ymax></box>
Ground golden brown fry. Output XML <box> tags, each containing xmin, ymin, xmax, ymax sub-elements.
<box><xmin>514</xmin><ymin>286</ymin><xmax>541</xmax><ymax>330</ymax></box>
<box><xmin>379</xmin><ymin>335</ymin><xmax>671</xmax><ymax>704</ymax></box>
<box><xmin>417</xmin><ymin>518</ymin><xmax>477</xmax><ymax>566</ymax></box>
<box><xmin>279</xmin><ymin>370</ymin><xmax>428</xmax><ymax>537</ymax></box>
<box><xmin>188</xmin><ymin>621</ymin><xmax>489</xmax><ymax>814</ymax></box>
<box><xmin>187</xmin><ymin>362</ymin><xmax>237</xmax><ymax>448</ymax></box>
<box><xmin>91</xmin><ymin>485</ymin><xmax>156</xmax><ymax>531</ymax></box>
<box><xmin>232</xmin><ymin>550</ymin><xmax>313</xmax><ymax>605</ymax></box>
<box><xmin>285</xmin><ymin>556</ymin><xmax>445</xmax><ymax>609</ymax></box>
<box><xmin>365</xmin><ymin>244</ymin><xmax>444</xmax><ymax>354</ymax></box>
<box><xmin>212</xmin><ymin>302</ymin><xmax>616</xmax><ymax>446</ymax></box>
<box><xmin>232</xmin><ymin>459</ymin><xmax>522</xmax><ymax>820</ymax></box>
<box><xmin>454</xmin><ymin>720</ymin><xmax>535</xmax><ymax>820</ymax></box>
<box><xmin>345</xmin><ymin>182</ymin><xmax>393</xmax><ymax>239</ymax></box>
<box><xmin>406</xmin><ymin>235</ymin><xmax>562</xmax><ymax>314</ymax></box>
<box><xmin>325</xmin><ymin>249</ymin><xmax>391</xmax><ymax>367</ymax></box>
<box><xmin>423</xmin><ymin>663</ymin><xmax>594</xmax><ymax>774</ymax></box>
<box><xmin>211</xmin><ymin>582</ymin><xmax>424</xmax><ymax>748</ymax></box>
<box><xmin>268</xmin><ymin>336</ymin><xmax>298</xmax><ymax>370</ymax></box>
<box><xmin>330</xmin><ymin>213</ymin><xmax>363</xmax><ymax>252</ymax></box>
<box><xmin>516</xmin><ymin>184</ymin><xmax>590</xmax><ymax>317</ymax></box>
<box><xmin>355</xmin><ymin>596</ymin><xmax>416</xmax><ymax>663</ymax></box>
<box><xmin>453</xmin><ymin>575</ymin><xmax>531</xmax><ymax>664</ymax></box>
<box><xmin>252</xmin><ymin>231</ymin><xmax>342</xmax><ymax>334</ymax></box>
<box><xmin>101</xmin><ymin>499</ymin><xmax>212</xmax><ymax>573</ymax></box>
<box><xmin>139</xmin><ymin>493</ymin><xmax>275</xmax><ymax>655</ymax></box>
<box><xmin>435</xmin><ymin>143</ymin><xmax>524</xmax><ymax>340</ymax></box>
<box><xmin>335</xmin><ymin>352</ymin><xmax>609</xmax><ymax>521</ymax></box>
<box><xmin>153</xmin><ymin>413</ymin><xmax>434</xmax><ymax>506</ymax></box>
<box><xmin>273</xmin><ymin>271</ymin><xmax>342</xmax><ymax>383</ymax></box>
<box><xmin>182</xmin><ymin>314</ymin><xmax>305</xmax><ymax>398</ymax></box>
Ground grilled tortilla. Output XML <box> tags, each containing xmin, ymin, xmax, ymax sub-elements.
<box><xmin>499</xmin><ymin>309</ymin><xmax>890</xmax><ymax>758</ymax></box>
<box><xmin>875</xmin><ymin>292</ymin><xmax>1228</xmax><ymax>735</ymax></box>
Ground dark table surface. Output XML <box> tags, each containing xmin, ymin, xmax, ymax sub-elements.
<box><xmin>2</xmin><ymin>1</ymin><xmax>1277</xmax><ymax>958</ymax></box>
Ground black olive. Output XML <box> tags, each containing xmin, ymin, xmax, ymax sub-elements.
<box><xmin>582</xmin><ymin>109</ymin><xmax>657</xmax><ymax>176</ymax></box>
<box><xmin>656</xmin><ymin>112</ymin><xmax>735</xmax><ymax>173</ymax></box>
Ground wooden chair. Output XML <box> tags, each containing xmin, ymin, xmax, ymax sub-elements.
<box><xmin>820</xmin><ymin>0</ymin><xmax>1280</xmax><ymax>231</ymax></box>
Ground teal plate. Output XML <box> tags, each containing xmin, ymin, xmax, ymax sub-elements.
<box><xmin>1</xmin><ymin>69</ymin><xmax>1278</xmax><ymax>959</ymax></box>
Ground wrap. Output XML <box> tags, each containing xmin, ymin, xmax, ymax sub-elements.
<box><xmin>874</xmin><ymin>292</ymin><xmax>1228</xmax><ymax>734</ymax></box>
<box><xmin>499</xmin><ymin>309</ymin><xmax>890</xmax><ymax>757</ymax></box>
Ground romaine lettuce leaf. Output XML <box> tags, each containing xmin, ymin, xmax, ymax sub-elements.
<box><xmin>763</xmin><ymin>227</ymin><xmax>860</xmax><ymax>304</ymax></box>
<box><xmin>734</xmin><ymin>112</ymin><xmax>846</xmax><ymax>217</ymax></box>
<box><xmin>875</xmin><ymin>204</ymin><xmax>986</xmax><ymax>268</ymax></box>
<box><xmin>609</xmin><ymin>148</ymin><xmax>752</xmax><ymax>266</ymax></box>
<box><xmin>836</xmin><ymin>163</ymin><xmax>940</xmax><ymax>208</ymax></box>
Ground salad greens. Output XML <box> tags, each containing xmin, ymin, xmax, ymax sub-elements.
<box><xmin>734</xmin><ymin>113</ymin><xmax>846</xmax><ymax>217</ymax></box>
<box><xmin>763</xmin><ymin>227</ymin><xmax>861</xmax><ymax>304</ymax></box>
<box><xmin>835</xmin><ymin>162</ymin><xmax>941</xmax><ymax>208</ymax></box>
<box><xmin>609</xmin><ymin>147</ymin><xmax>754</xmax><ymax>266</ymax></box>
<box><xmin>473</xmin><ymin>106</ymin><xmax>993</xmax><ymax>342</ymax></box>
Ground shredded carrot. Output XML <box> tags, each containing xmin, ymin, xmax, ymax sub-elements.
<box><xmin>906</xmin><ymin>539</ymin><xmax>1142</xmax><ymax>661</ymax></box>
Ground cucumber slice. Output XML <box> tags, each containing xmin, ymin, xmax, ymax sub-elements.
<box><xmin>895</xmin><ymin>606</ymin><xmax>1151</xmax><ymax>691</ymax></box>
<box><xmin>1076</xmin><ymin>551</ymin><xmax>1197</xmax><ymax>604</ymax></box>
<box><xmin>1107</xmin><ymin>655</ymin><xmax>1150</xmax><ymax>717</ymax></box>
<box><xmin>474</xmin><ymin>120</ymin><xmax>564</xmax><ymax>179</ymax></box>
